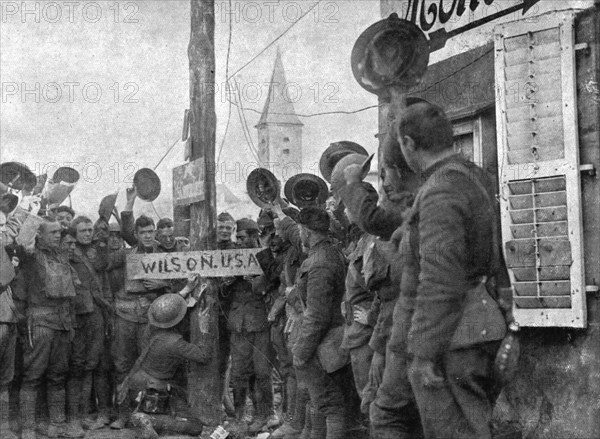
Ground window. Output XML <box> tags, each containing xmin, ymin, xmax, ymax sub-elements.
<box><xmin>283</xmin><ymin>137</ymin><xmax>290</xmax><ymax>143</ymax></box>
<box><xmin>282</xmin><ymin>149</ymin><xmax>290</xmax><ymax>155</ymax></box>
<box><xmin>452</xmin><ymin>119</ymin><xmax>482</xmax><ymax>166</ymax></box>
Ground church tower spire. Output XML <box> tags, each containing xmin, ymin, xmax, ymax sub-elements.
<box><xmin>255</xmin><ymin>49</ymin><xmax>303</xmax><ymax>179</ymax></box>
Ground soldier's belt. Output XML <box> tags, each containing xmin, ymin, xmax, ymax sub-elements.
<box><xmin>115</xmin><ymin>297</ymin><xmax>153</xmax><ymax>312</ymax></box>
<box><xmin>27</xmin><ymin>306</ymin><xmax>67</xmax><ymax>317</ymax></box>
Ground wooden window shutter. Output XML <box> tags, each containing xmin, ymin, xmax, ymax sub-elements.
<box><xmin>495</xmin><ymin>12</ymin><xmax>585</xmax><ymax>327</ymax></box>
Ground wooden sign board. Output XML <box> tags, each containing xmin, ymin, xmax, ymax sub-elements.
<box><xmin>127</xmin><ymin>248</ymin><xmax>263</xmax><ymax>280</ymax></box>
<box><xmin>173</xmin><ymin>157</ymin><xmax>205</xmax><ymax>206</ymax></box>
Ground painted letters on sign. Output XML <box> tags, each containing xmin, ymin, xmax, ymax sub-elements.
<box><xmin>126</xmin><ymin>248</ymin><xmax>263</xmax><ymax>279</ymax></box>
<box><xmin>405</xmin><ymin>0</ymin><xmax>540</xmax><ymax>31</ymax></box>
<box><xmin>401</xmin><ymin>0</ymin><xmax>542</xmax><ymax>51</ymax></box>
<box><xmin>173</xmin><ymin>157</ymin><xmax>205</xmax><ymax>206</ymax></box>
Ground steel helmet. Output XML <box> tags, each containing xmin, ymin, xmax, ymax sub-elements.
<box><xmin>148</xmin><ymin>294</ymin><xmax>188</xmax><ymax>329</ymax></box>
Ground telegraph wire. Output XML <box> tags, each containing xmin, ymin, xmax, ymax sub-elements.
<box><xmin>153</xmin><ymin>137</ymin><xmax>181</xmax><ymax>171</ymax></box>
<box><xmin>226</xmin><ymin>1</ymin><xmax>320</xmax><ymax>81</ymax></box>
<box><xmin>223</xmin><ymin>45</ymin><xmax>494</xmax><ymax>119</ymax></box>
<box><xmin>225</xmin><ymin>98</ymin><xmax>382</xmax><ymax>118</ymax></box>
<box><xmin>233</xmin><ymin>80</ymin><xmax>261</xmax><ymax>164</ymax></box>
<box><xmin>235</xmin><ymin>79</ymin><xmax>261</xmax><ymax>162</ymax></box>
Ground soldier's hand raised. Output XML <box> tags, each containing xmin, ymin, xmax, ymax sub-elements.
<box><xmin>353</xmin><ymin>306</ymin><xmax>369</xmax><ymax>325</ymax></box>
<box><xmin>125</xmin><ymin>186</ymin><xmax>137</xmax><ymax>210</ymax></box>
<box><xmin>270</xmin><ymin>201</ymin><xmax>285</xmax><ymax>219</ymax></box>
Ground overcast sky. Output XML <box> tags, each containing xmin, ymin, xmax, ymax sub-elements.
<box><xmin>0</xmin><ymin>1</ymin><xmax>381</xmax><ymax>218</ymax></box>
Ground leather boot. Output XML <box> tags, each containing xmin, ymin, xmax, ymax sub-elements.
<box><xmin>271</xmin><ymin>421</ymin><xmax>302</xmax><ymax>439</ymax></box>
<box><xmin>66</xmin><ymin>378</ymin><xmax>81</xmax><ymax>422</ymax></box>
<box><xmin>325</xmin><ymin>413</ymin><xmax>345</xmax><ymax>439</ymax></box>
<box><xmin>92</xmin><ymin>371</ymin><xmax>112</xmax><ymax>429</ymax></box>
<box><xmin>298</xmin><ymin>402</ymin><xmax>312</xmax><ymax>439</ymax></box>
<box><xmin>62</xmin><ymin>420</ymin><xmax>85</xmax><ymax>438</ymax></box>
<box><xmin>248</xmin><ymin>377</ymin><xmax>272</xmax><ymax>434</ymax></box>
<box><xmin>310</xmin><ymin>406</ymin><xmax>326</xmax><ymax>439</ymax></box>
<box><xmin>145</xmin><ymin>413</ymin><xmax>204</xmax><ymax>436</ymax></box>
<box><xmin>291</xmin><ymin>387</ymin><xmax>309</xmax><ymax>432</ymax></box>
<box><xmin>286</xmin><ymin>376</ymin><xmax>297</xmax><ymax>420</ymax></box>
<box><xmin>20</xmin><ymin>387</ymin><xmax>37</xmax><ymax>435</ymax></box>
<box><xmin>248</xmin><ymin>402</ymin><xmax>270</xmax><ymax>434</ymax></box>
<box><xmin>0</xmin><ymin>389</ymin><xmax>18</xmax><ymax>439</ymax></box>
<box><xmin>64</xmin><ymin>377</ymin><xmax>85</xmax><ymax>438</ymax></box>
<box><xmin>47</xmin><ymin>388</ymin><xmax>68</xmax><ymax>438</ymax></box>
<box><xmin>232</xmin><ymin>386</ymin><xmax>247</xmax><ymax>422</ymax></box>
<box><xmin>131</xmin><ymin>412</ymin><xmax>159</xmax><ymax>439</ymax></box>
<box><xmin>79</xmin><ymin>372</ymin><xmax>93</xmax><ymax>423</ymax></box>
<box><xmin>110</xmin><ymin>396</ymin><xmax>131</xmax><ymax>429</ymax></box>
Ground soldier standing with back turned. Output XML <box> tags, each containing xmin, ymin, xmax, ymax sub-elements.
<box><xmin>375</xmin><ymin>101</ymin><xmax>507</xmax><ymax>439</ymax></box>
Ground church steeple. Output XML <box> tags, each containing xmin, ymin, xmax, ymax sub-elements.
<box><xmin>256</xmin><ymin>48</ymin><xmax>304</xmax><ymax>127</ymax></box>
<box><xmin>255</xmin><ymin>49</ymin><xmax>303</xmax><ymax>178</ymax></box>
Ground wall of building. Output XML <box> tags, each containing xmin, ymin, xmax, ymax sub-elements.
<box><xmin>376</xmin><ymin>2</ymin><xmax>600</xmax><ymax>436</ymax></box>
<box><xmin>257</xmin><ymin>123</ymin><xmax>303</xmax><ymax>181</ymax></box>
<box><xmin>492</xmin><ymin>10</ymin><xmax>600</xmax><ymax>437</ymax></box>
<box><xmin>380</xmin><ymin>0</ymin><xmax>595</xmax><ymax>63</ymax></box>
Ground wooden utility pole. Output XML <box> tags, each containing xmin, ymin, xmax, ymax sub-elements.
<box><xmin>187</xmin><ymin>0</ymin><xmax>220</xmax><ymax>426</ymax></box>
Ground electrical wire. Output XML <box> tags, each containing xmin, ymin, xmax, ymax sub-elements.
<box><xmin>226</xmin><ymin>1</ymin><xmax>320</xmax><ymax>82</ymax></box>
<box><xmin>235</xmin><ymin>79</ymin><xmax>260</xmax><ymax>161</ymax></box>
<box><xmin>150</xmin><ymin>201</ymin><xmax>162</xmax><ymax>219</ymax></box>
<box><xmin>231</xmin><ymin>80</ymin><xmax>261</xmax><ymax>164</ymax></box>
<box><xmin>153</xmin><ymin>137</ymin><xmax>181</xmax><ymax>171</ymax></box>
<box><xmin>216</xmin><ymin>0</ymin><xmax>234</xmax><ymax>164</ymax></box>
<box><xmin>226</xmin><ymin>97</ymin><xmax>381</xmax><ymax>118</ymax></box>
<box><xmin>223</xmin><ymin>46</ymin><xmax>494</xmax><ymax>119</ymax></box>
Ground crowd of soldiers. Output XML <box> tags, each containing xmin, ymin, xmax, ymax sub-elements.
<box><xmin>0</xmin><ymin>100</ymin><xmax>511</xmax><ymax>439</ymax></box>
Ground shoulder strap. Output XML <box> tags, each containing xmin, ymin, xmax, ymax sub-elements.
<box><xmin>77</xmin><ymin>252</ymin><xmax>103</xmax><ymax>290</ymax></box>
<box><xmin>122</xmin><ymin>335</ymin><xmax>158</xmax><ymax>382</ymax></box>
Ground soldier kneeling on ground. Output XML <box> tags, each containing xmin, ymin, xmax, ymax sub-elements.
<box><xmin>117</xmin><ymin>276</ymin><xmax>211</xmax><ymax>439</ymax></box>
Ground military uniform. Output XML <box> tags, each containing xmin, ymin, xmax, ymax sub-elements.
<box><xmin>338</xmin><ymin>181</ymin><xmax>411</xmax><ymax>416</ymax></box>
<box><xmin>341</xmin><ymin>232</ymin><xmax>376</xmax><ymax>398</ymax></box>
<box><xmin>227</xmin><ymin>256</ymin><xmax>273</xmax><ymax>428</ymax></box>
<box><xmin>111</xmin><ymin>244</ymin><xmax>170</xmax><ymax>382</ymax></box>
<box><xmin>338</xmin><ymin>182</ymin><xmax>412</xmax><ymax>241</ymax></box>
<box><xmin>1</xmin><ymin>213</ymin><xmax>27</xmax><ymax>439</ymax></box>
<box><xmin>93</xmin><ymin>244</ymin><xmax>118</xmax><ymax>426</ymax></box>
<box><xmin>66</xmin><ymin>243</ymin><xmax>108</xmax><ymax>428</ymax></box>
<box><xmin>110</xmin><ymin>244</ymin><xmax>171</xmax><ymax>425</ymax></box>
<box><xmin>12</xmin><ymin>244</ymin><xmax>77</xmax><ymax>434</ymax></box>
<box><xmin>377</xmin><ymin>155</ymin><xmax>506</xmax><ymax>439</ymax></box>
<box><xmin>291</xmin><ymin>234</ymin><xmax>349</xmax><ymax>436</ymax></box>
<box><xmin>0</xmin><ymin>224</ymin><xmax>20</xmax><ymax>391</ymax></box>
<box><xmin>269</xmin><ymin>217</ymin><xmax>311</xmax><ymax>438</ymax></box>
<box><xmin>0</xmin><ymin>281</ymin><xmax>19</xmax><ymax>439</ymax></box>
<box><xmin>129</xmin><ymin>327</ymin><xmax>211</xmax><ymax>436</ymax></box>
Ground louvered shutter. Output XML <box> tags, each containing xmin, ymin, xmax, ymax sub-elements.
<box><xmin>495</xmin><ymin>12</ymin><xmax>585</xmax><ymax>327</ymax></box>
